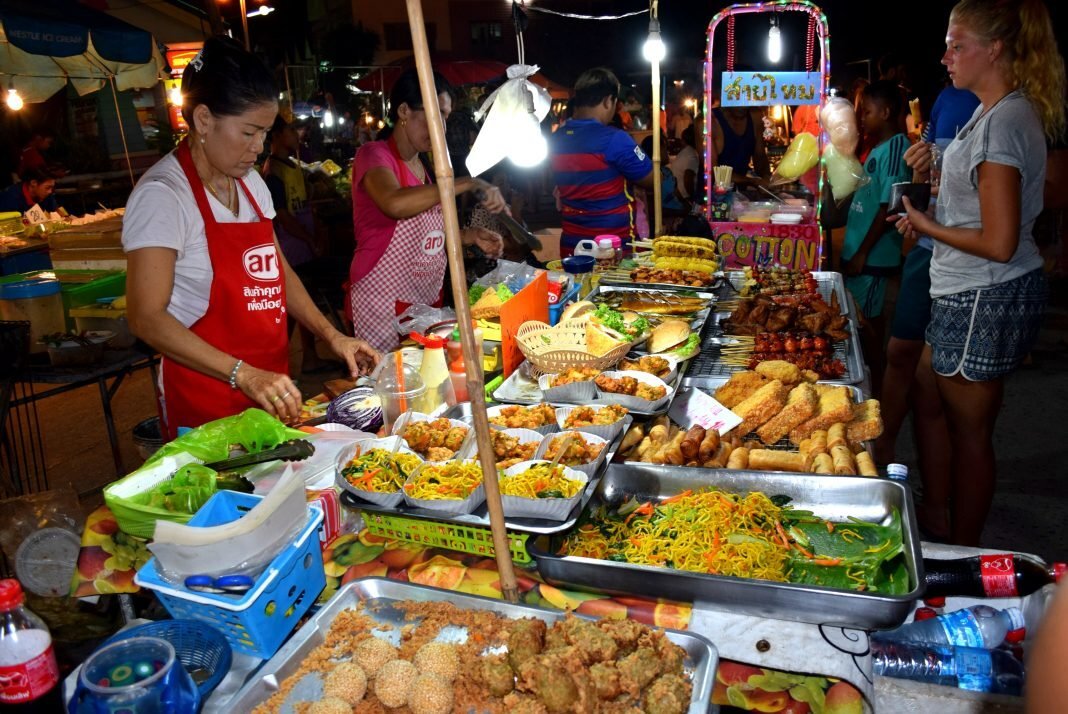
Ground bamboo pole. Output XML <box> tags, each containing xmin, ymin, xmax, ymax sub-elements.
<box><xmin>404</xmin><ymin>0</ymin><xmax>520</xmax><ymax>602</ymax></box>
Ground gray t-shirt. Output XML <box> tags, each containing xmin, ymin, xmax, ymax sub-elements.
<box><xmin>930</xmin><ymin>91</ymin><xmax>1045</xmax><ymax>297</ymax></box>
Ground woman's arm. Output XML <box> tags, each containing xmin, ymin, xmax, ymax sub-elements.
<box><xmin>898</xmin><ymin>161</ymin><xmax>1022</xmax><ymax>263</ymax></box>
<box><xmin>278</xmin><ymin>239</ymin><xmax>380</xmax><ymax>376</ymax></box>
<box><xmin>362</xmin><ymin>167</ymin><xmax>504</xmax><ymax>220</ymax></box>
<box><xmin>125</xmin><ymin>247</ymin><xmax>303</xmax><ymax>420</ymax></box>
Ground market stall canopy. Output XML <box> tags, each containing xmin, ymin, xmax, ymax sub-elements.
<box><xmin>356</xmin><ymin>56</ymin><xmax>570</xmax><ymax>98</ymax></box>
<box><xmin>0</xmin><ymin>0</ymin><xmax>164</xmax><ymax>104</ymax></box>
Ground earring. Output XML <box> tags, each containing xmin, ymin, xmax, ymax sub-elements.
<box><xmin>199</xmin><ymin>136</ymin><xmax>206</xmax><ymax>144</ymax></box>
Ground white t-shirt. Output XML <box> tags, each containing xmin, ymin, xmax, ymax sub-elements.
<box><xmin>670</xmin><ymin>145</ymin><xmax>699</xmax><ymax>199</ymax></box>
<box><xmin>121</xmin><ymin>152</ymin><xmax>277</xmax><ymax>327</ymax></box>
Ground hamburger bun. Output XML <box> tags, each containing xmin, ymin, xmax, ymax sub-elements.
<box><xmin>560</xmin><ymin>300</ymin><xmax>596</xmax><ymax>322</ymax></box>
<box><xmin>647</xmin><ymin>320</ymin><xmax>692</xmax><ymax>354</ymax></box>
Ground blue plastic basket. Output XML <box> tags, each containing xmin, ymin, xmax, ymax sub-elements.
<box><xmin>549</xmin><ymin>283</ymin><xmax>581</xmax><ymax>326</ymax></box>
<box><xmin>104</xmin><ymin>619</ymin><xmax>232</xmax><ymax>699</ymax></box>
<box><xmin>135</xmin><ymin>491</ymin><xmax>326</xmax><ymax>660</ymax></box>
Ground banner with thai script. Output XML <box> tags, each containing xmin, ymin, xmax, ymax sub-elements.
<box><xmin>721</xmin><ymin>72</ymin><xmax>821</xmax><ymax>106</ymax></box>
<box><xmin>713</xmin><ymin>222</ymin><xmax>823</xmax><ymax>271</ymax></box>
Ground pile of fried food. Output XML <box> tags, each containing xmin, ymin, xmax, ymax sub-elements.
<box><xmin>631</xmin><ymin>266</ymin><xmax>716</xmax><ymax>288</ymax></box>
<box><xmin>487</xmin><ymin>430</ymin><xmax>540</xmax><ymax>469</ymax></box>
<box><xmin>618</xmin><ymin>355</ymin><xmax>673</xmax><ymax>378</ymax></box>
<box><xmin>724</xmin><ymin>292</ymin><xmax>850</xmax><ymax>340</ymax></box>
<box><xmin>256</xmin><ymin>601</ymin><xmax>692</xmax><ymax>714</ymax></box>
<box><xmin>490</xmin><ymin>404</ymin><xmax>558</xmax><ymax>429</ymax></box>
<box><xmin>595</xmin><ymin>373</ymin><xmax>668</xmax><ymax>402</ymax></box>
<box><xmin>596</xmin><ymin>290</ymin><xmax>710</xmax><ymax>317</ymax></box>
<box><xmin>619</xmin><ymin>361</ymin><xmax>883</xmax><ymax>475</ymax></box>
<box><xmin>562</xmin><ymin>404</ymin><xmax>629</xmax><ymax>428</ymax></box>
<box><xmin>542</xmin><ymin>432</ymin><xmax>605</xmax><ymax>466</ymax></box>
<box><xmin>551</xmin><ymin>366</ymin><xmax>601</xmax><ymax>387</ymax></box>
<box><xmin>399</xmin><ymin>418</ymin><xmax>470</xmax><ymax>461</ymax></box>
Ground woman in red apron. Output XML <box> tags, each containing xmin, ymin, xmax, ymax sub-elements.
<box><xmin>350</xmin><ymin>69</ymin><xmax>507</xmax><ymax>353</ymax></box>
<box><xmin>121</xmin><ymin>38</ymin><xmax>379</xmax><ymax>439</ymax></box>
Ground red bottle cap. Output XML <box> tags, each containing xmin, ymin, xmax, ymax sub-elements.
<box><xmin>914</xmin><ymin>607</ymin><xmax>938</xmax><ymax>621</ymax></box>
<box><xmin>1005</xmin><ymin>628</ymin><xmax>1026</xmax><ymax>644</ymax></box>
<box><xmin>1053</xmin><ymin>563</ymin><xmax>1067</xmax><ymax>583</ymax></box>
<box><xmin>924</xmin><ymin>596</ymin><xmax>947</xmax><ymax>608</ymax></box>
<box><xmin>0</xmin><ymin>579</ymin><xmax>25</xmax><ymax>611</ymax></box>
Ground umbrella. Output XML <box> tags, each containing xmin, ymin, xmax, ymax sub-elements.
<box><xmin>356</xmin><ymin>56</ymin><xmax>569</xmax><ymax>98</ymax></box>
<box><xmin>0</xmin><ymin>0</ymin><xmax>164</xmax><ymax>104</ymax></box>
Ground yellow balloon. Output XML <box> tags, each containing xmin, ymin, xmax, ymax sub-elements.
<box><xmin>777</xmin><ymin>133</ymin><xmax>819</xmax><ymax>179</ymax></box>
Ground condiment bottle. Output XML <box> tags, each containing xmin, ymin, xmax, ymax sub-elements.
<box><xmin>409</xmin><ymin>332</ymin><xmax>455</xmax><ymax>412</ymax></box>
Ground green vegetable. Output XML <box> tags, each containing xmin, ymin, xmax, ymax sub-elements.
<box><xmin>144</xmin><ymin>464</ymin><xmax>217</xmax><ymax>514</ymax></box>
<box><xmin>469</xmin><ymin>284</ymin><xmax>487</xmax><ymax>303</ymax></box>
<box><xmin>496</xmin><ymin>283</ymin><xmax>515</xmax><ymax>302</ymax></box>
<box><xmin>594</xmin><ymin>304</ymin><xmax>648</xmax><ymax>339</ymax></box>
<box><xmin>666</xmin><ymin>333</ymin><xmax>701</xmax><ymax>360</ymax></box>
<box><xmin>539</xmin><ymin>489</ymin><xmax>566</xmax><ymax>499</ymax></box>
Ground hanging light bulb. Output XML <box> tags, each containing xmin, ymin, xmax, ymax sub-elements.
<box><xmin>643</xmin><ymin>19</ymin><xmax>666</xmax><ymax>63</ymax></box>
<box><xmin>168</xmin><ymin>86</ymin><xmax>183</xmax><ymax>107</ymax></box>
<box><xmin>323</xmin><ymin>110</ymin><xmax>335</xmax><ymax>128</ymax></box>
<box><xmin>768</xmin><ymin>17</ymin><xmax>782</xmax><ymax>64</ymax></box>
<box><xmin>508</xmin><ymin>87</ymin><xmax>547</xmax><ymax>167</ymax></box>
<box><xmin>6</xmin><ymin>80</ymin><xmax>24</xmax><ymax>111</ymax></box>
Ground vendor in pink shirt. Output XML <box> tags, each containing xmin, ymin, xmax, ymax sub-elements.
<box><xmin>350</xmin><ymin>69</ymin><xmax>507</xmax><ymax>352</ymax></box>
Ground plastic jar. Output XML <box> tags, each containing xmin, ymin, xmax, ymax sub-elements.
<box><xmin>0</xmin><ymin>277</ymin><xmax>65</xmax><ymax>353</ymax></box>
<box><xmin>596</xmin><ymin>237</ymin><xmax>617</xmax><ymax>268</ymax></box>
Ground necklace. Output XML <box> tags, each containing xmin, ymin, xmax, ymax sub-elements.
<box><xmin>404</xmin><ymin>154</ymin><xmax>427</xmax><ymax>184</ymax></box>
<box><xmin>204</xmin><ymin>175</ymin><xmax>239</xmax><ymax>217</ymax></box>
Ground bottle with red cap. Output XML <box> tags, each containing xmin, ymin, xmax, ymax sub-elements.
<box><xmin>0</xmin><ymin>580</ymin><xmax>63</xmax><ymax>712</ymax></box>
<box><xmin>923</xmin><ymin>553</ymin><xmax>1066</xmax><ymax>599</ymax></box>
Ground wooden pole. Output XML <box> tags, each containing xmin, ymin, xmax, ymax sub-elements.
<box><xmin>404</xmin><ymin>0</ymin><xmax>520</xmax><ymax>603</ymax></box>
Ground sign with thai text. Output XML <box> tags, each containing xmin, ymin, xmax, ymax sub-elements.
<box><xmin>713</xmin><ymin>222</ymin><xmax>823</xmax><ymax>271</ymax></box>
<box><xmin>721</xmin><ymin>72</ymin><xmax>821</xmax><ymax>107</ymax></box>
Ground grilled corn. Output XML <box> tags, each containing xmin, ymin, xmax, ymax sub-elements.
<box><xmin>654</xmin><ymin>257</ymin><xmax>719</xmax><ymax>274</ymax></box>
<box><xmin>652</xmin><ymin>237</ymin><xmax>718</xmax><ymax>261</ymax></box>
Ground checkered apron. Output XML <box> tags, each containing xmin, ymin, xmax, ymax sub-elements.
<box><xmin>350</xmin><ymin>200</ymin><xmax>447</xmax><ymax>353</ymax></box>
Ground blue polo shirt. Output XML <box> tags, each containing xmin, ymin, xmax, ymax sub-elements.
<box><xmin>550</xmin><ymin>118</ymin><xmax>652</xmax><ymax>254</ymax></box>
<box><xmin>0</xmin><ymin>183</ymin><xmax>59</xmax><ymax>215</ymax></box>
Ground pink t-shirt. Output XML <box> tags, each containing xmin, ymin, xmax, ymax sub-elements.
<box><xmin>350</xmin><ymin>139</ymin><xmax>422</xmax><ymax>283</ymax></box>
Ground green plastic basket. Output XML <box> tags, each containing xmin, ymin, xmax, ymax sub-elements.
<box><xmin>362</xmin><ymin>511</ymin><xmax>532</xmax><ymax>565</ymax></box>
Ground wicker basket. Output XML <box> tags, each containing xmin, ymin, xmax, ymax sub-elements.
<box><xmin>516</xmin><ymin>318</ymin><xmax>630</xmax><ymax>376</ymax></box>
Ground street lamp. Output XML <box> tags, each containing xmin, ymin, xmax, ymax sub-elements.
<box><xmin>642</xmin><ymin>19</ymin><xmax>666</xmax><ymax>63</ymax></box>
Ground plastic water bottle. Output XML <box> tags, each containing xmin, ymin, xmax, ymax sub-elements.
<box><xmin>886</xmin><ymin>463</ymin><xmax>908</xmax><ymax>481</ymax></box>
<box><xmin>0</xmin><ymin>580</ymin><xmax>63</xmax><ymax>712</ymax></box>
<box><xmin>924</xmin><ymin>553</ymin><xmax>1066</xmax><ymax>598</ymax></box>
<box><xmin>873</xmin><ymin>605</ymin><xmax>1025</xmax><ymax>649</ymax></box>
<box><xmin>871</xmin><ymin>640</ymin><xmax>1024</xmax><ymax>695</ymax></box>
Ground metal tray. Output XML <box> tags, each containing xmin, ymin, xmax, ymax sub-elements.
<box><xmin>226</xmin><ymin>577</ymin><xmax>719</xmax><ymax>713</ymax></box>
<box><xmin>339</xmin><ymin>417</ymin><xmax>629</xmax><ymax>535</ymax></box>
<box><xmin>599</xmin><ymin>268</ymin><xmax>724</xmax><ymax>293</ymax></box>
<box><xmin>720</xmin><ymin>269</ymin><xmax>856</xmax><ymax>318</ymax></box>
<box><xmin>493</xmin><ymin>361</ymin><xmax>685</xmax><ymax>417</ymax></box>
<box><xmin>685</xmin><ymin>308</ymin><xmax>866</xmax><ymax>386</ymax></box>
<box><xmin>588</xmin><ymin>284</ymin><xmax>718</xmax><ymax>338</ymax></box>
<box><xmin>530</xmin><ymin>463</ymin><xmax>924</xmax><ymax>630</ymax></box>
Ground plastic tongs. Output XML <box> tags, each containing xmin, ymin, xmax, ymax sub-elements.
<box><xmin>203</xmin><ymin>439</ymin><xmax>315</xmax><ymax>471</ymax></box>
<box><xmin>473</xmin><ymin>189</ymin><xmax>543</xmax><ymax>252</ymax></box>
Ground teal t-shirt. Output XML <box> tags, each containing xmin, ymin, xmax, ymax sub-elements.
<box><xmin>843</xmin><ymin>133</ymin><xmax>911</xmax><ymax>267</ymax></box>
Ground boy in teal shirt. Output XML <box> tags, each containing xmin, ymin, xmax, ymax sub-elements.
<box><xmin>842</xmin><ymin>80</ymin><xmax>911</xmax><ymax>319</ymax></box>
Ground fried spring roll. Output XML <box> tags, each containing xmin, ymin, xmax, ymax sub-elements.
<box><xmin>727</xmin><ymin>447</ymin><xmax>750</xmax><ymax>470</ymax></box>
<box><xmin>827</xmin><ymin>423</ymin><xmax>848</xmax><ymax>450</ymax></box>
<box><xmin>748</xmin><ymin>449</ymin><xmax>805</xmax><ymax>472</ymax></box>
<box><xmin>855</xmin><ymin>450</ymin><xmax>878</xmax><ymax>477</ymax></box>
<box><xmin>680</xmin><ymin>426</ymin><xmax>706</xmax><ymax>461</ymax></box>
<box><xmin>812</xmin><ymin>453</ymin><xmax>834</xmax><ymax>474</ymax></box>
<box><xmin>831</xmin><ymin>444</ymin><xmax>857</xmax><ymax>475</ymax></box>
<box><xmin>698</xmin><ymin>429</ymin><xmax>721</xmax><ymax>462</ymax></box>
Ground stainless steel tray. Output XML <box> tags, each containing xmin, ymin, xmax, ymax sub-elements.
<box><xmin>588</xmin><ymin>284</ymin><xmax>718</xmax><ymax>341</ymax></box>
<box><xmin>530</xmin><ymin>463</ymin><xmax>924</xmax><ymax>629</ymax></box>
<box><xmin>493</xmin><ymin>361</ymin><xmax>685</xmax><ymax>416</ymax></box>
<box><xmin>226</xmin><ymin>577</ymin><xmax>719</xmax><ymax>713</ymax></box>
<box><xmin>721</xmin><ymin>269</ymin><xmax>856</xmax><ymax>318</ymax></box>
<box><xmin>686</xmin><ymin>308</ymin><xmax>866</xmax><ymax>386</ymax></box>
<box><xmin>599</xmin><ymin>269</ymin><xmax>724</xmax><ymax>293</ymax></box>
<box><xmin>339</xmin><ymin>417</ymin><xmax>629</xmax><ymax>535</ymax></box>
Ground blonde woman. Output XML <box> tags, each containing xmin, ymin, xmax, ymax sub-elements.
<box><xmin>893</xmin><ymin>0</ymin><xmax>1065</xmax><ymax>545</ymax></box>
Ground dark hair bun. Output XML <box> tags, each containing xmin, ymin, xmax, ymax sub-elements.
<box><xmin>181</xmin><ymin>36</ymin><xmax>278</xmax><ymax>126</ymax></box>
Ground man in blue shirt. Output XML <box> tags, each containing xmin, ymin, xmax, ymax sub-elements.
<box><xmin>550</xmin><ymin>68</ymin><xmax>654</xmax><ymax>256</ymax></box>
<box><xmin>0</xmin><ymin>168</ymin><xmax>61</xmax><ymax>215</ymax></box>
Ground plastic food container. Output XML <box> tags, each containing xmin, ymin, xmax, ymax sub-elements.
<box><xmin>45</xmin><ymin>330</ymin><xmax>113</xmax><ymax>366</ymax></box>
<box><xmin>69</xmin><ymin>305</ymin><xmax>135</xmax><ymax>348</ymax></box>
<box><xmin>0</xmin><ymin>276</ymin><xmax>65</xmax><ymax>353</ymax></box>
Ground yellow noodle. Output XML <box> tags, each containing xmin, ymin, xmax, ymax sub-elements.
<box><xmin>499</xmin><ymin>463</ymin><xmax>583</xmax><ymax>499</ymax></box>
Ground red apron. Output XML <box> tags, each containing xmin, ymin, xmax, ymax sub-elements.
<box><xmin>159</xmin><ymin>141</ymin><xmax>290</xmax><ymax>439</ymax></box>
<box><xmin>349</xmin><ymin>138</ymin><xmax>446</xmax><ymax>353</ymax></box>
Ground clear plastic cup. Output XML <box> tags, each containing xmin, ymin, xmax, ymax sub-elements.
<box><xmin>78</xmin><ymin>637</ymin><xmax>176</xmax><ymax>712</ymax></box>
<box><xmin>373</xmin><ymin>352</ymin><xmax>427</xmax><ymax>432</ymax></box>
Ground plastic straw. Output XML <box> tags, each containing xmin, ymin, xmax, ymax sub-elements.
<box><xmin>395</xmin><ymin>350</ymin><xmax>407</xmax><ymax>414</ymax></box>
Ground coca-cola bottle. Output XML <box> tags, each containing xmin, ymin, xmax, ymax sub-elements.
<box><xmin>0</xmin><ymin>580</ymin><xmax>62</xmax><ymax>712</ymax></box>
<box><xmin>924</xmin><ymin>554</ymin><xmax>1066</xmax><ymax>598</ymax></box>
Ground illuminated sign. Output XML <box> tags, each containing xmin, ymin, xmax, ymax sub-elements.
<box><xmin>721</xmin><ymin>72</ymin><xmax>821</xmax><ymax>107</ymax></box>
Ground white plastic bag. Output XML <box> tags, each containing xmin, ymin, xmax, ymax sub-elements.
<box><xmin>467</xmin><ymin>64</ymin><xmax>552</xmax><ymax>176</ymax></box>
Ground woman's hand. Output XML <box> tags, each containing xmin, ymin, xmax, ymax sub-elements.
<box><xmin>462</xmin><ymin>227</ymin><xmax>504</xmax><ymax>258</ymax></box>
<box><xmin>471</xmin><ymin>180</ymin><xmax>508</xmax><ymax>213</ymax></box>
<box><xmin>235</xmin><ymin>364</ymin><xmax>302</xmax><ymax>422</ymax></box>
<box><xmin>904</xmin><ymin>142</ymin><xmax>933</xmax><ymax>181</ymax></box>
<box><xmin>326</xmin><ymin>332</ymin><xmax>381</xmax><ymax>378</ymax></box>
<box><xmin>886</xmin><ymin>195</ymin><xmax>931</xmax><ymax>243</ymax></box>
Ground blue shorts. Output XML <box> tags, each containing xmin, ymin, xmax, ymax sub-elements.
<box><xmin>890</xmin><ymin>247</ymin><xmax>933</xmax><ymax>340</ymax></box>
<box><xmin>927</xmin><ymin>269</ymin><xmax>1047</xmax><ymax>381</ymax></box>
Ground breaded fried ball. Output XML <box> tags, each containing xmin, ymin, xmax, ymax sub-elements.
<box><xmin>354</xmin><ymin>637</ymin><xmax>398</xmax><ymax>677</ymax></box>
<box><xmin>308</xmin><ymin>697</ymin><xmax>352</xmax><ymax>714</ymax></box>
<box><xmin>414</xmin><ymin>641</ymin><xmax>460</xmax><ymax>682</ymax></box>
<box><xmin>643</xmin><ymin>673</ymin><xmax>691</xmax><ymax>714</ymax></box>
<box><xmin>407</xmin><ymin>672</ymin><xmax>454</xmax><ymax>714</ymax></box>
<box><xmin>322</xmin><ymin>662</ymin><xmax>367</xmax><ymax>705</ymax></box>
<box><xmin>374</xmin><ymin>659</ymin><xmax>418</xmax><ymax>708</ymax></box>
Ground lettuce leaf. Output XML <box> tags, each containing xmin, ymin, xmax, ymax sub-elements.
<box><xmin>496</xmin><ymin>283</ymin><xmax>515</xmax><ymax>302</ymax></box>
<box><xmin>469</xmin><ymin>284</ymin><xmax>487</xmax><ymax>304</ymax></box>
<box><xmin>666</xmin><ymin>333</ymin><xmax>701</xmax><ymax>360</ymax></box>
